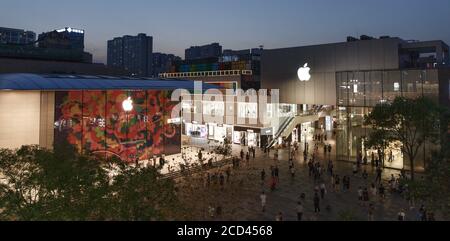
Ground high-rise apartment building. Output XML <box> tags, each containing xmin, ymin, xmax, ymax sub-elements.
<box><xmin>0</xmin><ymin>27</ymin><xmax>36</xmax><ymax>45</ymax></box>
<box><xmin>107</xmin><ymin>33</ymin><xmax>153</xmax><ymax>77</ymax></box>
<box><xmin>185</xmin><ymin>43</ymin><xmax>222</xmax><ymax>60</ymax></box>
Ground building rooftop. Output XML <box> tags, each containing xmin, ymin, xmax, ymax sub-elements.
<box><xmin>0</xmin><ymin>73</ymin><xmax>219</xmax><ymax>91</ymax></box>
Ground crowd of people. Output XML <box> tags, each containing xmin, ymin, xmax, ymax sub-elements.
<box><xmin>258</xmin><ymin>132</ymin><xmax>428</xmax><ymax>221</ymax></box>
<box><xmin>192</xmin><ymin>131</ymin><xmax>433</xmax><ymax>221</ymax></box>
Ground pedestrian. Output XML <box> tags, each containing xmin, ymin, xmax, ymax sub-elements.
<box><xmin>208</xmin><ymin>205</ymin><xmax>215</xmax><ymax>219</ymax></box>
<box><xmin>274</xmin><ymin>166</ymin><xmax>280</xmax><ymax>183</ymax></box>
<box><xmin>418</xmin><ymin>205</ymin><xmax>427</xmax><ymax>221</ymax></box>
<box><xmin>219</xmin><ymin>173</ymin><xmax>225</xmax><ymax>189</ymax></box>
<box><xmin>362</xmin><ymin>188</ymin><xmax>370</xmax><ymax>206</ymax></box>
<box><xmin>198</xmin><ymin>150</ymin><xmax>203</xmax><ymax>162</ymax></box>
<box><xmin>368</xmin><ymin>204</ymin><xmax>375</xmax><ymax>221</ymax></box>
<box><xmin>261</xmin><ymin>169</ymin><xmax>266</xmax><ymax>183</ymax></box>
<box><xmin>296</xmin><ymin>202</ymin><xmax>304</xmax><ymax>221</ymax></box>
<box><xmin>276</xmin><ymin>212</ymin><xmax>283</xmax><ymax>221</ymax></box>
<box><xmin>290</xmin><ymin>166</ymin><xmax>296</xmax><ymax>178</ymax></box>
<box><xmin>362</xmin><ymin>169</ymin><xmax>369</xmax><ymax>180</ymax></box>
<box><xmin>370</xmin><ymin>183</ymin><xmax>377</xmax><ymax>197</ymax></box>
<box><xmin>331</xmin><ymin>174</ymin><xmax>335</xmax><ymax>189</ymax></box>
<box><xmin>320</xmin><ymin>182</ymin><xmax>327</xmax><ymax>199</ymax></box>
<box><xmin>216</xmin><ymin>205</ymin><xmax>223</xmax><ymax>218</ymax></box>
<box><xmin>375</xmin><ymin>167</ymin><xmax>382</xmax><ymax>183</ymax></box>
<box><xmin>270</xmin><ymin>176</ymin><xmax>277</xmax><ymax>191</ymax></box>
<box><xmin>260</xmin><ymin>191</ymin><xmax>267</xmax><ymax>212</ymax></box>
<box><xmin>397</xmin><ymin>209</ymin><xmax>406</xmax><ymax>221</ymax></box>
<box><xmin>358</xmin><ymin>186</ymin><xmax>363</xmax><ymax>205</ymax></box>
<box><xmin>313</xmin><ymin>192</ymin><xmax>321</xmax><ymax>213</ymax></box>
<box><xmin>335</xmin><ymin>175</ymin><xmax>340</xmax><ymax>192</ymax></box>
<box><xmin>379</xmin><ymin>184</ymin><xmax>385</xmax><ymax>201</ymax></box>
<box><xmin>327</xmin><ymin>160</ymin><xmax>334</xmax><ymax>176</ymax></box>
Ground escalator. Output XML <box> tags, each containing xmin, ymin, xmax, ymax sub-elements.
<box><xmin>266</xmin><ymin>117</ymin><xmax>295</xmax><ymax>148</ymax></box>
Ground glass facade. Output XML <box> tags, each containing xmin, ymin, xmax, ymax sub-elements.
<box><xmin>336</xmin><ymin>69</ymin><xmax>439</xmax><ymax>170</ymax></box>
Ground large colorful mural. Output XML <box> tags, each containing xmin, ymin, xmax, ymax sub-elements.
<box><xmin>54</xmin><ymin>90</ymin><xmax>181</xmax><ymax>162</ymax></box>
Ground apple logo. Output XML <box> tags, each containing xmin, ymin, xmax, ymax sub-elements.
<box><xmin>122</xmin><ymin>97</ymin><xmax>134</xmax><ymax>112</ymax></box>
<box><xmin>297</xmin><ymin>63</ymin><xmax>311</xmax><ymax>82</ymax></box>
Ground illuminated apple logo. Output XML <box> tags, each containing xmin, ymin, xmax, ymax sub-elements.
<box><xmin>297</xmin><ymin>63</ymin><xmax>311</xmax><ymax>82</ymax></box>
<box><xmin>122</xmin><ymin>97</ymin><xmax>133</xmax><ymax>112</ymax></box>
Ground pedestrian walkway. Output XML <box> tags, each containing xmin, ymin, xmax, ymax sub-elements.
<box><xmin>176</xmin><ymin>141</ymin><xmax>419</xmax><ymax>221</ymax></box>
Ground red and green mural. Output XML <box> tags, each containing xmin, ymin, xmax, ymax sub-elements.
<box><xmin>54</xmin><ymin>90</ymin><xmax>181</xmax><ymax>162</ymax></box>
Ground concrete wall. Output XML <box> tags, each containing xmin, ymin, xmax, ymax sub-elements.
<box><xmin>261</xmin><ymin>38</ymin><xmax>403</xmax><ymax>105</ymax></box>
<box><xmin>0</xmin><ymin>91</ymin><xmax>42</xmax><ymax>149</ymax></box>
<box><xmin>0</xmin><ymin>91</ymin><xmax>55</xmax><ymax>150</ymax></box>
<box><xmin>39</xmin><ymin>91</ymin><xmax>55</xmax><ymax>150</ymax></box>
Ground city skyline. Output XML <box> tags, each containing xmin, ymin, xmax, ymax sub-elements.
<box><xmin>1</xmin><ymin>0</ymin><xmax>450</xmax><ymax>64</ymax></box>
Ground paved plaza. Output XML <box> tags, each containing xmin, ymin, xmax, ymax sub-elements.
<box><xmin>176</xmin><ymin>139</ymin><xmax>421</xmax><ymax>221</ymax></box>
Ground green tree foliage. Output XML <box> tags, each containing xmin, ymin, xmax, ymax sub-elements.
<box><xmin>409</xmin><ymin>146</ymin><xmax>450</xmax><ymax>219</ymax></box>
<box><xmin>214</xmin><ymin>137</ymin><xmax>232</xmax><ymax>157</ymax></box>
<box><xmin>0</xmin><ymin>144</ymin><xmax>184</xmax><ymax>221</ymax></box>
<box><xmin>365</xmin><ymin>97</ymin><xmax>442</xmax><ymax>180</ymax></box>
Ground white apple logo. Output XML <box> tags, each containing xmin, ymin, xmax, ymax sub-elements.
<box><xmin>122</xmin><ymin>97</ymin><xmax>134</xmax><ymax>112</ymax></box>
<box><xmin>297</xmin><ymin>63</ymin><xmax>311</xmax><ymax>82</ymax></box>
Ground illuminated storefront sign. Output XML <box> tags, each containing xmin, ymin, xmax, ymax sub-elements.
<box><xmin>297</xmin><ymin>63</ymin><xmax>311</xmax><ymax>81</ymax></box>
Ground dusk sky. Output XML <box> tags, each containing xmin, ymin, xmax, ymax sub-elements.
<box><xmin>1</xmin><ymin>0</ymin><xmax>449</xmax><ymax>64</ymax></box>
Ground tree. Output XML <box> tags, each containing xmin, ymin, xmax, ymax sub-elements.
<box><xmin>214</xmin><ymin>137</ymin><xmax>232</xmax><ymax>158</ymax></box>
<box><xmin>409</xmin><ymin>138</ymin><xmax>450</xmax><ymax>219</ymax></box>
<box><xmin>0</xmin><ymin>144</ymin><xmax>185</xmax><ymax>221</ymax></box>
<box><xmin>365</xmin><ymin>97</ymin><xmax>442</xmax><ymax>180</ymax></box>
<box><xmin>106</xmin><ymin>161</ymin><xmax>187</xmax><ymax>221</ymax></box>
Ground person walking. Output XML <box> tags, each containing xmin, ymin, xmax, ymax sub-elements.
<box><xmin>378</xmin><ymin>184</ymin><xmax>386</xmax><ymax>202</ymax></box>
<box><xmin>335</xmin><ymin>175</ymin><xmax>340</xmax><ymax>193</ymax></box>
<box><xmin>397</xmin><ymin>209</ymin><xmax>406</xmax><ymax>221</ymax></box>
<box><xmin>261</xmin><ymin>169</ymin><xmax>266</xmax><ymax>184</ymax></box>
<box><xmin>260</xmin><ymin>191</ymin><xmax>267</xmax><ymax>212</ymax></box>
<box><xmin>276</xmin><ymin>212</ymin><xmax>283</xmax><ymax>221</ymax></box>
<box><xmin>219</xmin><ymin>173</ymin><xmax>225</xmax><ymax>190</ymax></box>
<box><xmin>362</xmin><ymin>187</ymin><xmax>370</xmax><ymax>207</ymax></box>
<box><xmin>358</xmin><ymin>186</ymin><xmax>363</xmax><ymax>205</ymax></box>
<box><xmin>370</xmin><ymin>183</ymin><xmax>377</xmax><ymax>197</ymax></box>
<box><xmin>296</xmin><ymin>202</ymin><xmax>304</xmax><ymax>221</ymax></box>
<box><xmin>375</xmin><ymin>167</ymin><xmax>382</xmax><ymax>183</ymax></box>
<box><xmin>320</xmin><ymin>182</ymin><xmax>327</xmax><ymax>199</ymax></box>
<box><xmin>368</xmin><ymin>204</ymin><xmax>375</xmax><ymax>221</ymax></box>
<box><xmin>313</xmin><ymin>192</ymin><xmax>321</xmax><ymax>213</ymax></box>
<box><xmin>353</xmin><ymin>163</ymin><xmax>358</xmax><ymax>175</ymax></box>
<box><xmin>274</xmin><ymin>166</ymin><xmax>280</xmax><ymax>183</ymax></box>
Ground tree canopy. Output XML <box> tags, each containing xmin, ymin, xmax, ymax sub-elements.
<box><xmin>0</xmin><ymin>144</ymin><xmax>186</xmax><ymax>221</ymax></box>
<box><xmin>364</xmin><ymin>97</ymin><xmax>443</xmax><ymax>180</ymax></box>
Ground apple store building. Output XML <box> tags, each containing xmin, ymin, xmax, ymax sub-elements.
<box><xmin>261</xmin><ymin>36</ymin><xmax>450</xmax><ymax>170</ymax></box>
<box><xmin>0</xmin><ymin>74</ymin><xmax>217</xmax><ymax>162</ymax></box>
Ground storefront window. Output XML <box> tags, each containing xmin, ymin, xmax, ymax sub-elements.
<box><xmin>203</xmin><ymin>100</ymin><xmax>224</xmax><ymax>116</ymax></box>
<box><xmin>238</xmin><ymin>102</ymin><xmax>258</xmax><ymax>119</ymax></box>
<box><xmin>335</xmin><ymin>69</ymin><xmax>440</xmax><ymax>170</ymax></box>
